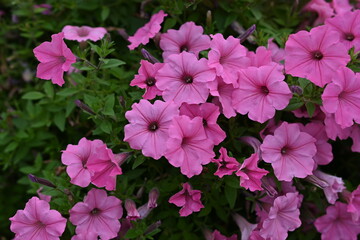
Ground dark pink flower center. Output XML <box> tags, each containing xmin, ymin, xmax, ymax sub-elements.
<box><xmin>148</xmin><ymin>121</ymin><xmax>159</xmax><ymax>131</ymax></box>
<box><xmin>312</xmin><ymin>51</ymin><xmax>323</xmax><ymax>60</ymax></box>
<box><xmin>146</xmin><ymin>77</ymin><xmax>156</xmax><ymax>86</ymax></box>
<box><xmin>58</xmin><ymin>56</ymin><xmax>67</xmax><ymax>63</ymax></box>
<box><xmin>35</xmin><ymin>221</ymin><xmax>46</xmax><ymax>229</ymax></box>
<box><xmin>261</xmin><ymin>86</ymin><xmax>269</xmax><ymax>95</ymax></box>
<box><xmin>202</xmin><ymin>119</ymin><xmax>207</xmax><ymax>126</ymax></box>
<box><xmin>180</xmin><ymin>45</ymin><xmax>189</xmax><ymax>52</ymax></box>
<box><xmin>91</xmin><ymin>208</ymin><xmax>101</xmax><ymax>215</ymax></box>
<box><xmin>345</xmin><ymin>33</ymin><xmax>355</xmax><ymax>41</ymax></box>
<box><xmin>77</xmin><ymin>27</ymin><xmax>90</xmax><ymax>37</ymax></box>
<box><xmin>281</xmin><ymin>147</ymin><xmax>288</xmax><ymax>155</ymax></box>
<box><xmin>182</xmin><ymin>75</ymin><xmax>193</xmax><ymax>84</ymax></box>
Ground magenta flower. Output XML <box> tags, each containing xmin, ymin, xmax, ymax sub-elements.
<box><xmin>72</xmin><ymin>232</ymin><xmax>98</xmax><ymax>240</ymax></box>
<box><xmin>180</xmin><ymin>103</ymin><xmax>226</xmax><ymax>145</ymax></box>
<box><xmin>313</xmin><ymin>170</ymin><xmax>345</xmax><ymax>204</ymax></box>
<box><xmin>236</xmin><ymin>153</ymin><xmax>269</xmax><ymax>192</ymax></box>
<box><xmin>232</xmin><ymin>63</ymin><xmax>292</xmax><ymax>123</ymax></box>
<box><xmin>247</xmin><ymin>46</ymin><xmax>273</xmax><ymax>67</ymax></box>
<box><xmin>62</xmin><ymin>25</ymin><xmax>107</xmax><ymax>42</ymax></box>
<box><xmin>69</xmin><ymin>189</ymin><xmax>123</xmax><ymax>240</ymax></box>
<box><xmin>37</xmin><ymin>187</ymin><xmax>51</xmax><ymax>203</ymax></box>
<box><xmin>207</xmin><ymin>230</ymin><xmax>238</xmax><ymax>240</ymax></box>
<box><xmin>128</xmin><ymin>10</ymin><xmax>167</xmax><ymax>50</ymax></box>
<box><xmin>10</xmin><ymin>197</ymin><xmax>66</xmax><ymax>240</ymax></box>
<box><xmin>350</xmin><ymin>125</ymin><xmax>360</xmax><ymax>153</ymax></box>
<box><xmin>267</xmin><ymin>38</ymin><xmax>285</xmax><ymax>63</ymax></box>
<box><xmin>160</xmin><ymin>21</ymin><xmax>210</xmax><ymax>59</ymax></box>
<box><xmin>212</xmin><ymin>147</ymin><xmax>240</xmax><ymax>178</ymax></box>
<box><xmin>130</xmin><ymin>60</ymin><xmax>163</xmax><ymax>99</ymax></box>
<box><xmin>156</xmin><ymin>52</ymin><xmax>215</xmax><ymax>104</ymax></box>
<box><xmin>260</xmin><ymin>122</ymin><xmax>317</xmax><ymax>181</ymax></box>
<box><xmin>33</xmin><ymin>32</ymin><xmax>76</xmax><ymax>86</ymax></box>
<box><xmin>125</xmin><ymin>199</ymin><xmax>140</xmax><ymax>220</ymax></box>
<box><xmin>322</xmin><ymin>67</ymin><xmax>360</xmax><ymax>128</ymax></box>
<box><xmin>260</xmin><ymin>192</ymin><xmax>302</xmax><ymax>240</ymax></box>
<box><xmin>169</xmin><ymin>182</ymin><xmax>204</xmax><ymax>217</ymax></box>
<box><xmin>232</xmin><ymin>213</ymin><xmax>257</xmax><ymax>240</ymax></box>
<box><xmin>322</xmin><ymin>110</ymin><xmax>352</xmax><ymax>140</ymax></box>
<box><xmin>208</xmin><ymin>33</ymin><xmax>249</xmax><ymax>87</ymax></box>
<box><xmin>303</xmin><ymin>0</ymin><xmax>334</xmax><ymax>26</ymax></box>
<box><xmin>331</xmin><ymin>0</ymin><xmax>353</xmax><ymax>15</ymax></box>
<box><xmin>348</xmin><ymin>185</ymin><xmax>360</xmax><ymax>221</ymax></box>
<box><xmin>165</xmin><ymin>115</ymin><xmax>215</xmax><ymax>178</ymax></box>
<box><xmin>285</xmin><ymin>25</ymin><xmax>350</xmax><ymax>87</ymax></box>
<box><xmin>315</xmin><ymin>202</ymin><xmax>360</xmax><ymax>240</ymax></box>
<box><xmin>124</xmin><ymin>100</ymin><xmax>179</xmax><ymax>159</ymax></box>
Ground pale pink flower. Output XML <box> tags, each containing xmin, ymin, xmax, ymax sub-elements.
<box><xmin>350</xmin><ymin>125</ymin><xmax>360</xmax><ymax>153</ymax></box>
<box><xmin>212</xmin><ymin>147</ymin><xmax>240</xmax><ymax>178</ymax></box>
<box><xmin>322</xmin><ymin>67</ymin><xmax>360</xmax><ymax>128</ymax></box>
<box><xmin>165</xmin><ymin>115</ymin><xmax>215</xmax><ymax>178</ymax></box>
<box><xmin>331</xmin><ymin>0</ymin><xmax>353</xmax><ymax>15</ymax></box>
<box><xmin>169</xmin><ymin>182</ymin><xmax>204</xmax><ymax>217</ymax></box>
<box><xmin>348</xmin><ymin>185</ymin><xmax>360</xmax><ymax>221</ymax></box>
<box><xmin>233</xmin><ymin>63</ymin><xmax>292</xmax><ymax>123</ymax></box>
<box><xmin>128</xmin><ymin>10</ymin><xmax>167</xmax><ymax>50</ymax></box>
<box><xmin>69</xmin><ymin>189</ymin><xmax>123</xmax><ymax>240</ymax></box>
<box><xmin>232</xmin><ymin>213</ymin><xmax>257</xmax><ymax>240</ymax></box>
<box><xmin>160</xmin><ymin>21</ymin><xmax>210</xmax><ymax>59</ymax></box>
<box><xmin>125</xmin><ymin>199</ymin><xmax>140</xmax><ymax>220</ymax></box>
<box><xmin>62</xmin><ymin>25</ymin><xmax>107</xmax><ymax>42</ymax></box>
<box><xmin>124</xmin><ymin>100</ymin><xmax>179</xmax><ymax>160</ymax></box>
<box><xmin>180</xmin><ymin>102</ymin><xmax>226</xmax><ymax>145</ymax></box>
<box><xmin>206</xmin><ymin>230</ymin><xmax>238</xmax><ymax>240</ymax></box>
<box><xmin>303</xmin><ymin>0</ymin><xmax>334</xmax><ymax>26</ymax></box>
<box><xmin>247</xmin><ymin>46</ymin><xmax>273</xmax><ymax>67</ymax></box>
<box><xmin>314</xmin><ymin>170</ymin><xmax>345</xmax><ymax>204</ymax></box>
<box><xmin>322</xmin><ymin>110</ymin><xmax>352</xmax><ymax>140</ymax></box>
<box><xmin>37</xmin><ymin>187</ymin><xmax>51</xmax><ymax>203</ymax></box>
<box><xmin>156</xmin><ymin>52</ymin><xmax>215</xmax><ymax>104</ymax></box>
<box><xmin>267</xmin><ymin>38</ymin><xmax>285</xmax><ymax>63</ymax></box>
<box><xmin>260</xmin><ymin>122</ymin><xmax>317</xmax><ymax>181</ymax></box>
<box><xmin>236</xmin><ymin>153</ymin><xmax>269</xmax><ymax>192</ymax></box>
<box><xmin>259</xmin><ymin>192</ymin><xmax>302</xmax><ymax>240</ymax></box>
<box><xmin>71</xmin><ymin>232</ymin><xmax>98</xmax><ymax>240</ymax></box>
<box><xmin>285</xmin><ymin>25</ymin><xmax>350</xmax><ymax>87</ymax></box>
<box><xmin>315</xmin><ymin>202</ymin><xmax>360</xmax><ymax>240</ymax></box>
<box><xmin>292</xmin><ymin>104</ymin><xmax>321</xmax><ymax>118</ymax></box>
<box><xmin>33</xmin><ymin>32</ymin><xmax>76</xmax><ymax>86</ymax></box>
<box><xmin>10</xmin><ymin>197</ymin><xmax>67</xmax><ymax>240</ymax></box>
<box><xmin>208</xmin><ymin>33</ymin><xmax>249</xmax><ymax>87</ymax></box>
<box><xmin>130</xmin><ymin>60</ymin><xmax>163</xmax><ymax>99</ymax></box>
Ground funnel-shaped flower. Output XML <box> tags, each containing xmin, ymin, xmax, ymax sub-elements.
<box><xmin>62</xmin><ymin>25</ymin><xmax>107</xmax><ymax>42</ymax></box>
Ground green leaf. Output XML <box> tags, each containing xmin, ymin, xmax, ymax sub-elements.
<box><xmin>43</xmin><ymin>82</ymin><xmax>54</xmax><ymax>99</ymax></box>
<box><xmin>57</xmin><ymin>88</ymin><xmax>79</xmax><ymax>97</ymax></box>
<box><xmin>22</xmin><ymin>91</ymin><xmax>45</xmax><ymax>100</ymax></box>
<box><xmin>225</xmin><ymin>185</ymin><xmax>237</xmax><ymax>209</ymax></box>
<box><xmin>100</xmin><ymin>59</ymin><xmax>126</xmax><ymax>69</ymax></box>
<box><xmin>283</xmin><ymin>97</ymin><xmax>304</xmax><ymax>111</ymax></box>
<box><xmin>101</xmin><ymin>6</ymin><xmax>110</xmax><ymax>21</ymax></box>
<box><xmin>5</xmin><ymin>142</ymin><xmax>18</xmax><ymax>153</ymax></box>
<box><xmin>305</xmin><ymin>102</ymin><xmax>316</xmax><ymax>118</ymax></box>
<box><xmin>103</xmin><ymin>94</ymin><xmax>115</xmax><ymax>116</ymax></box>
<box><xmin>125</xmin><ymin>228</ymin><xmax>143</xmax><ymax>239</ymax></box>
<box><xmin>53</xmin><ymin>112</ymin><xmax>66</xmax><ymax>131</ymax></box>
<box><xmin>132</xmin><ymin>156</ymin><xmax>145</xmax><ymax>170</ymax></box>
<box><xmin>100</xmin><ymin>120</ymin><xmax>112</xmax><ymax>134</ymax></box>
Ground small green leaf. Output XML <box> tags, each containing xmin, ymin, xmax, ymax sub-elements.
<box><xmin>132</xmin><ymin>156</ymin><xmax>145</xmax><ymax>170</ymax></box>
<box><xmin>22</xmin><ymin>91</ymin><xmax>45</xmax><ymax>100</ymax></box>
<box><xmin>43</xmin><ymin>82</ymin><xmax>54</xmax><ymax>99</ymax></box>
<box><xmin>306</xmin><ymin>102</ymin><xmax>316</xmax><ymax>118</ymax></box>
<box><xmin>283</xmin><ymin>97</ymin><xmax>304</xmax><ymax>111</ymax></box>
<box><xmin>53</xmin><ymin>112</ymin><xmax>66</xmax><ymax>131</ymax></box>
<box><xmin>101</xmin><ymin>6</ymin><xmax>110</xmax><ymax>21</ymax></box>
<box><xmin>225</xmin><ymin>185</ymin><xmax>237</xmax><ymax>209</ymax></box>
<box><xmin>57</xmin><ymin>88</ymin><xmax>79</xmax><ymax>97</ymax></box>
<box><xmin>100</xmin><ymin>120</ymin><xmax>112</xmax><ymax>134</ymax></box>
<box><xmin>103</xmin><ymin>94</ymin><xmax>115</xmax><ymax>116</ymax></box>
<box><xmin>100</xmin><ymin>59</ymin><xmax>126</xmax><ymax>69</ymax></box>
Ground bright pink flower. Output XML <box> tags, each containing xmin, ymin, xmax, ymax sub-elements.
<box><xmin>331</xmin><ymin>0</ymin><xmax>353</xmax><ymax>15</ymax></box>
<box><xmin>303</xmin><ymin>0</ymin><xmax>334</xmax><ymax>26</ymax></box>
<box><xmin>156</xmin><ymin>52</ymin><xmax>215</xmax><ymax>104</ymax></box>
<box><xmin>33</xmin><ymin>32</ymin><xmax>76</xmax><ymax>86</ymax></box>
<box><xmin>128</xmin><ymin>10</ymin><xmax>167</xmax><ymax>50</ymax></box>
<box><xmin>233</xmin><ymin>63</ymin><xmax>292</xmax><ymax>123</ymax></box>
<box><xmin>71</xmin><ymin>232</ymin><xmax>98</xmax><ymax>240</ymax></box>
<box><xmin>326</xmin><ymin>10</ymin><xmax>360</xmax><ymax>53</ymax></box>
<box><xmin>236</xmin><ymin>153</ymin><xmax>269</xmax><ymax>192</ymax></box>
<box><xmin>62</xmin><ymin>25</ymin><xmax>107</xmax><ymax>42</ymax></box>
<box><xmin>315</xmin><ymin>202</ymin><xmax>360</xmax><ymax>240</ymax></box>
<box><xmin>232</xmin><ymin>213</ymin><xmax>257</xmax><ymax>240</ymax></box>
<box><xmin>348</xmin><ymin>185</ymin><xmax>360</xmax><ymax>221</ymax></box>
<box><xmin>165</xmin><ymin>115</ymin><xmax>214</xmax><ymax>178</ymax></box>
<box><xmin>350</xmin><ymin>125</ymin><xmax>360</xmax><ymax>153</ymax></box>
<box><xmin>259</xmin><ymin>192</ymin><xmax>302</xmax><ymax>240</ymax></box>
<box><xmin>180</xmin><ymin>103</ymin><xmax>226</xmax><ymax>145</ymax></box>
<box><xmin>130</xmin><ymin>60</ymin><xmax>163</xmax><ymax>99</ymax></box>
<box><xmin>212</xmin><ymin>147</ymin><xmax>240</xmax><ymax>178</ymax></box>
<box><xmin>61</xmin><ymin>138</ymin><xmax>108</xmax><ymax>187</ymax></box>
<box><xmin>322</xmin><ymin>67</ymin><xmax>360</xmax><ymax>128</ymax></box>
<box><xmin>125</xmin><ymin>199</ymin><xmax>140</xmax><ymax>220</ymax></box>
<box><xmin>169</xmin><ymin>182</ymin><xmax>204</xmax><ymax>217</ymax></box>
<box><xmin>285</xmin><ymin>25</ymin><xmax>350</xmax><ymax>87</ymax></box>
<box><xmin>10</xmin><ymin>197</ymin><xmax>66</xmax><ymax>240</ymax></box>
<box><xmin>314</xmin><ymin>170</ymin><xmax>345</xmax><ymax>204</ymax></box>
<box><xmin>37</xmin><ymin>187</ymin><xmax>51</xmax><ymax>203</ymax></box>
<box><xmin>124</xmin><ymin>100</ymin><xmax>179</xmax><ymax>159</ymax></box>
<box><xmin>69</xmin><ymin>189</ymin><xmax>123</xmax><ymax>240</ymax></box>
<box><xmin>209</xmin><ymin>230</ymin><xmax>238</xmax><ymax>240</ymax></box>
<box><xmin>247</xmin><ymin>46</ymin><xmax>273</xmax><ymax>67</ymax></box>
<box><xmin>267</xmin><ymin>38</ymin><xmax>285</xmax><ymax>63</ymax></box>
<box><xmin>160</xmin><ymin>21</ymin><xmax>210</xmax><ymax>59</ymax></box>
<box><xmin>208</xmin><ymin>33</ymin><xmax>249</xmax><ymax>87</ymax></box>
<box><xmin>322</xmin><ymin>110</ymin><xmax>352</xmax><ymax>140</ymax></box>
<box><xmin>260</xmin><ymin>122</ymin><xmax>317</xmax><ymax>181</ymax></box>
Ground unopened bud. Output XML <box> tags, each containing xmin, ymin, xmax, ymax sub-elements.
<box><xmin>141</xmin><ymin>49</ymin><xmax>160</xmax><ymax>63</ymax></box>
<box><xmin>74</xmin><ymin>100</ymin><xmax>96</xmax><ymax>115</ymax></box>
<box><xmin>239</xmin><ymin>24</ymin><xmax>256</xmax><ymax>44</ymax></box>
<box><xmin>290</xmin><ymin>85</ymin><xmax>303</xmax><ymax>95</ymax></box>
<box><xmin>148</xmin><ymin>188</ymin><xmax>159</xmax><ymax>209</ymax></box>
<box><xmin>28</xmin><ymin>174</ymin><xmax>56</xmax><ymax>188</ymax></box>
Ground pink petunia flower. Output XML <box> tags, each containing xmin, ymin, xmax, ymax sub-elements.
<box><xmin>62</xmin><ymin>25</ymin><xmax>107</xmax><ymax>42</ymax></box>
<box><xmin>348</xmin><ymin>185</ymin><xmax>360</xmax><ymax>221</ymax></box>
<box><xmin>259</xmin><ymin>192</ymin><xmax>302</xmax><ymax>240</ymax></box>
<box><xmin>313</xmin><ymin>170</ymin><xmax>345</xmax><ymax>204</ymax></box>
<box><xmin>303</xmin><ymin>0</ymin><xmax>334</xmax><ymax>26</ymax></box>
<box><xmin>69</xmin><ymin>189</ymin><xmax>123</xmax><ymax>240</ymax></box>
<box><xmin>232</xmin><ymin>63</ymin><xmax>292</xmax><ymax>123</ymax></box>
<box><xmin>350</xmin><ymin>125</ymin><xmax>360</xmax><ymax>153</ymax></box>
<box><xmin>160</xmin><ymin>21</ymin><xmax>210</xmax><ymax>60</ymax></box>
<box><xmin>169</xmin><ymin>182</ymin><xmax>204</xmax><ymax>217</ymax></box>
<box><xmin>315</xmin><ymin>202</ymin><xmax>360</xmax><ymax>240</ymax></box>
<box><xmin>125</xmin><ymin>199</ymin><xmax>140</xmax><ymax>220</ymax></box>
<box><xmin>33</xmin><ymin>32</ymin><xmax>76</xmax><ymax>86</ymax></box>
<box><xmin>156</xmin><ymin>52</ymin><xmax>216</xmax><ymax>104</ymax></box>
<box><xmin>322</xmin><ymin>67</ymin><xmax>360</xmax><ymax>128</ymax></box>
<box><xmin>165</xmin><ymin>115</ymin><xmax>215</xmax><ymax>178</ymax></box>
<box><xmin>331</xmin><ymin>0</ymin><xmax>353</xmax><ymax>15</ymax></box>
<box><xmin>130</xmin><ymin>60</ymin><xmax>163</xmax><ymax>99</ymax></box>
<box><xmin>124</xmin><ymin>100</ymin><xmax>179</xmax><ymax>159</ymax></box>
<box><xmin>260</xmin><ymin>122</ymin><xmax>317</xmax><ymax>181</ymax></box>
<box><xmin>128</xmin><ymin>10</ymin><xmax>167</xmax><ymax>50</ymax></box>
<box><xmin>208</xmin><ymin>33</ymin><xmax>250</xmax><ymax>87</ymax></box>
<box><xmin>247</xmin><ymin>46</ymin><xmax>273</xmax><ymax>67</ymax></box>
<box><xmin>285</xmin><ymin>25</ymin><xmax>350</xmax><ymax>87</ymax></box>
<box><xmin>206</xmin><ymin>230</ymin><xmax>238</xmax><ymax>240</ymax></box>
<box><xmin>10</xmin><ymin>197</ymin><xmax>67</xmax><ymax>240</ymax></box>
<box><xmin>37</xmin><ymin>187</ymin><xmax>51</xmax><ymax>203</ymax></box>
<box><xmin>71</xmin><ymin>232</ymin><xmax>98</xmax><ymax>240</ymax></box>
<box><xmin>267</xmin><ymin>38</ymin><xmax>285</xmax><ymax>63</ymax></box>
<box><xmin>212</xmin><ymin>147</ymin><xmax>240</xmax><ymax>178</ymax></box>
<box><xmin>180</xmin><ymin>102</ymin><xmax>226</xmax><ymax>145</ymax></box>
<box><xmin>232</xmin><ymin>213</ymin><xmax>257</xmax><ymax>240</ymax></box>
<box><xmin>322</xmin><ymin>110</ymin><xmax>352</xmax><ymax>140</ymax></box>
<box><xmin>236</xmin><ymin>153</ymin><xmax>269</xmax><ymax>192</ymax></box>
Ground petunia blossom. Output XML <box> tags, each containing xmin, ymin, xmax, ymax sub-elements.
<box><xmin>260</xmin><ymin>122</ymin><xmax>317</xmax><ymax>181</ymax></box>
<box><xmin>169</xmin><ymin>182</ymin><xmax>204</xmax><ymax>217</ymax></box>
<box><xmin>232</xmin><ymin>213</ymin><xmax>257</xmax><ymax>240</ymax></box>
<box><xmin>247</xmin><ymin>46</ymin><xmax>273</xmax><ymax>67</ymax></box>
<box><xmin>128</xmin><ymin>10</ymin><xmax>167</xmax><ymax>50</ymax></box>
<box><xmin>69</xmin><ymin>189</ymin><xmax>123</xmax><ymax>240</ymax></box>
<box><xmin>124</xmin><ymin>100</ymin><xmax>179</xmax><ymax>159</ymax></box>
<box><xmin>33</xmin><ymin>32</ymin><xmax>76</xmax><ymax>86</ymax></box>
<box><xmin>160</xmin><ymin>21</ymin><xmax>210</xmax><ymax>60</ymax></box>
<box><xmin>10</xmin><ymin>197</ymin><xmax>67</xmax><ymax>240</ymax></box>
<box><xmin>303</xmin><ymin>0</ymin><xmax>334</xmax><ymax>26</ymax></box>
<box><xmin>348</xmin><ymin>185</ymin><xmax>360</xmax><ymax>221</ymax></box>
<box><xmin>71</xmin><ymin>232</ymin><xmax>98</xmax><ymax>240</ymax></box>
<box><xmin>267</xmin><ymin>38</ymin><xmax>285</xmax><ymax>63</ymax></box>
<box><xmin>331</xmin><ymin>0</ymin><xmax>353</xmax><ymax>15</ymax></box>
<box><xmin>313</xmin><ymin>170</ymin><xmax>345</xmax><ymax>204</ymax></box>
<box><xmin>62</xmin><ymin>25</ymin><xmax>107</xmax><ymax>42</ymax></box>
<box><xmin>212</xmin><ymin>147</ymin><xmax>240</xmax><ymax>178</ymax></box>
<box><xmin>233</xmin><ymin>63</ymin><xmax>292</xmax><ymax>123</ymax></box>
<box><xmin>206</xmin><ymin>230</ymin><xmax>238</xmax><ymax>240</ymax></box>
<box><xmin>350</xmin><ymin>125</ymin><xmax>360</xmax><ymax>153</ymax></box>
<box><xmin>285</xmin><ymin>25</ymin><xmax>350</xmax><ymax>87</ymax></box>
<box><xmin>156</xmin><ymin>52</ymin><xmax>215</xmax><ymax>104</ymax></box>
<box><xmin>322</xmin><ymin>110</ymin><xmax>352</xmax><ymax>140</ymax></box>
